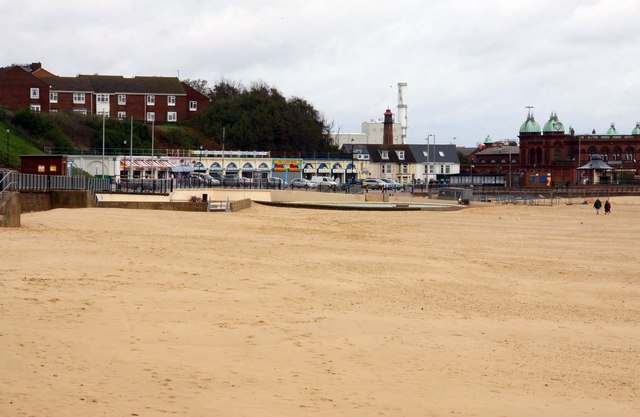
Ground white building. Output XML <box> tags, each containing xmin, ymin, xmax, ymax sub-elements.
<box><xmin>331</xmin><ymin>119</ymin><xmax>402</xmax><ymax>148</ymax></box>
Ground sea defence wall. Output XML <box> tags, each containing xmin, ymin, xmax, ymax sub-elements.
<box><xmin>0</xmin><ymin>190</ymin><xmax>95</xmax><ymax>227</ymax></box>
<box><xmin>0</xmin><ymin>192</ymin><xmax>21</xmax><ymax>227</ymax></box>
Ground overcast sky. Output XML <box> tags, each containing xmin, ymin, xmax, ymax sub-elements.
<box><xmin>4</xmin><ymin>0</ymin><xmax>640</xmax><ymax>146</ymax></box>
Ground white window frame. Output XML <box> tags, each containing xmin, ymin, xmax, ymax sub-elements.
<box><xmin>30</xmin><ymin>104</ymin><xmax>41</xmax><ymax>112</ymax></box>
<box><xmin>73</xmin><ymin>93</ymin><xmax>86</xmax><ymax>104</ymax></box>
<box><xmin>168</xmin><ymin>95</ymin><xmax>176</xmax><ymax>106</ymax></box>
<box><xmin>118</xmin><ymin>94</ymin><xmax>126</xmax><ymax>105</ymax></box>
<box><xmin>30</xmin><ymin>88</ymin><xmax>39</xmax><ymax>99</ymax></box>
<box><xmin>397</xmin><ymin>150</ymin><xmax>405</xmax><ymax>160</ymax></box>
<box><xmin>402</xmin><ymin>163</ymin><xmax>409</xmax><ymax>174</ymax></box>
<box><xmin>49</xmin><ymin>92</ymin><xmax>58</xmax><ymax>103</ymax></box>
<box><xmin>73</xmin><ymin>109</ymin><xmax>87</xmax><ymax>115</ymax></box>
<box><xmin>117</xmin><ymin>111</ymin><xmax>126</xmax><ymax>120</ymax></box>
<box><xmin>146</xmin><ymin>112</ymin><xmax>155</xmax><ymax>122</ymax></box>
<box><xmin>167</xmin><ymin>111</ymin><xmax>177</xmax><ymax>122</ymax></box>
<box><xmin>380</xmin><ymin>150</ymin><xmax>389</xmax><ymax>160</ymax></box>
<box><xmin>189</xmin><ymin>101</ymin><xmax>197</xmax><ymax>111</ymax></box>
<box><xmin>97</xmin><ymin>94</ymin><xmax>109</xmax><ymax>103</ymax></box>
<box><xmin>147</xmin><ymin>95</ymin><xmax>155</xmax><ymax>105</ymax></box>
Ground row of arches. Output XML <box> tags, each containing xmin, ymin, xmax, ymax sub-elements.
<box><xmin>526</xmin><ymin>145</ymin><xmax>636</xmax><ymax>166</ymax></box>
<box><xmin>192</xmin><ymin>161</ymin><xmax>356</xmax><ymax>172</ymax></box>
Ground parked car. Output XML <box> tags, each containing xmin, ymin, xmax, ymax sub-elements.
<box><xmin>380</xmin><ymin>178</ymin><xmax>403</xmax><ymax>190</ymax></box>
<box><xmin>266</xmin><ymin>177</ymin><xmax>287</xmax><ymax>189</ymax></box>
<box><xmin>310</xmin><ymin>176</ymin><xmax>338</xmax><ymax>190</ymax></box>
<box><xmin>222</xmin><ymin>174</ymin><xmax>250</xmax><ymax>187</ymax></box>
<box><xmin>361</xmin><ymin>178</ymin><xmax>387</xmax><ymax>190</ymax></box>
<box><xmin>188</xmin><ymin>172</ymin><xmax>219</xmax><ymax>186</ymax></box>
<box><xmin>290</xmin><ymin>178</ymin><xmax>318</xmax><ymax>189</ymax></box>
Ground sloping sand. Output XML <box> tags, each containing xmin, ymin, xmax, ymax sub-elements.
<box><xmin>1</xmin><ymin>198</ymin><xmax>639</xmax><ymax>416</ymax></box>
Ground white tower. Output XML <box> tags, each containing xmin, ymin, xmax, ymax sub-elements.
<box><xmin>397</xmin><ymin>83</ymin><xmax>408</xmax><ymax>144</ymax></box>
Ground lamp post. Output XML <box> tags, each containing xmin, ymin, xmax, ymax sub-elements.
<box><xmin>199</xmin><ymin>145</ymin><xmax>203</xmax><ymax>165</ymax></box>
<box><xmin>426</xmin><ymin>134</ymin><xmax>435</xmax><ymax>192</ymax></box>
<box><xmin>350</xmin><ymin>138</ymin><xmax>355</xmax><ymax>183</ymax></box>
<box><xmin>101</xmin><ymin>113</ymin><xmax>105</xmax><ymax>177</ymax></box>
<box><xmin>5</xmin><ymin>129</ymin><xmax>9</xmax><ymax>166</ymax></box>
<box><xmin>151</xmin><ymin>119</ymin><xmax>155</xmax><ymax>179</ymax></box>
<box><xmin>129</xmin><ymin>116</ymin><xmax>133</xmax><ymax>179</ymax></box>
<box><xmin>470</xmin><ymin>164</ymin><xmax>474</xmax><ymax>187</ymax></box>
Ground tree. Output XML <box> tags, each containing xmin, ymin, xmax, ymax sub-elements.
<box><xmin>189</xmin><ymin>80</ymin><xmax>335</xmax><ymax>152</ymax></box>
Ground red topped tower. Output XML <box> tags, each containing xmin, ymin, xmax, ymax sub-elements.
<box><xmin>383</xmin><ymin>108</ymin><xmax>394</xmax><ymax>145</ymax></box>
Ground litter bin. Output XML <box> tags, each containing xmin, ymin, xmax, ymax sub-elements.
<box><xmin>202</xmin><ymin>193</ymin><xmax>208</xmax><ymax>202</ymax></box>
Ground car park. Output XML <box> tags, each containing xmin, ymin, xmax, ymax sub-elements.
<box><xmin>289</xmin><ymin>178</ymin><xmax>318</xmax><ymax>189</ymax></box>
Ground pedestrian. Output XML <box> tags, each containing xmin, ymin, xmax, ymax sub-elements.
<box><xmin>604</xmin><ymin>200</ymin><xmax>611</xmax><ymax>215</ymax></box>
<box><xmin>593</xmin><ymin>198</ymin><xmax>602</xmax><ymax>215</ymax></box>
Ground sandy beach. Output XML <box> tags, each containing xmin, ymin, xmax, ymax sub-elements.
<box><xmin>1</xmin><ymin>197</ymin><xmax>639</xmax><ymax>416</ymax></box>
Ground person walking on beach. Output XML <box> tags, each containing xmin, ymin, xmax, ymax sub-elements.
<box><xmin>604</xmin><ymin>200</ymin><xmax>611</xmax><ymax>215</ymax></box>
<box><xmin>594</xmin><ymin>198</ymin><xmax>602</xmax><ymax>214</ymax></box>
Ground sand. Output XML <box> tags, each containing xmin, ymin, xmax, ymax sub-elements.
<box><xmin>1</xmin><ymin>197</ymin><xmax>639</xmax><ymax>416</ymax></box>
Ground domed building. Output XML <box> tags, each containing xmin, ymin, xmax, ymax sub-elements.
<box><xmin>518</xmin><ymin>111</ymin><xmax>639</xmax><ymax>187</ymax></box>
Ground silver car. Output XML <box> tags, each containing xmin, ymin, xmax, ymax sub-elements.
<box><xmin>290</xmin><ymin>178</ymin><xmax>318</xmax><ymax>189</ymax></box>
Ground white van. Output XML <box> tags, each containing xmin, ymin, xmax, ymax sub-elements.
<box><xmin>310</xmin><ymin>176</ymin><xmax>338</xmax><ymax>188</ymax></box>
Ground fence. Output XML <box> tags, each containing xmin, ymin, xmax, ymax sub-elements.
<box><xmin>0</xmin><ymin>170</ymin><xmax>110</xmax><ymax>194</ymax></box>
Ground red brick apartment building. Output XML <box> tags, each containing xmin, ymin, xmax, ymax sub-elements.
<box><xmin>0</xmin><ymin>62</ymin><xmax>209</xmax><ymax>123</ymax></box>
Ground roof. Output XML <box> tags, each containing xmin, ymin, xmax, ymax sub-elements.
<box><xmin>475</xmin><ymin>145</ymin><xmax>519</xmax><ymax>156</ymax></box>
<box><xmin>365</xmin><ymin>144</ymin><xmax>418</xmax><ymax>163</ymax></box>
<box><xmin>577</xmin><ymin>154</ymin><xmax>613</xmax><ymax>170</ymax></box>
<box><xmin>543</xmin><ymin>112</ymin><xmax>565</xmax><ymax>133</ymax></box>
<box><xmin>46</xmin><ymin>74</ymin><xmax>186</xmax><ymax>95</ymax></box>
<box><xmin>407</xmin><ymin>144</ymin><xmax>459</xmax><ymax>164</ymax></box>
<box><xmin>519</xmin><ymin>114</ymin><xmax>541</xmax><ymax>134</ymax></box>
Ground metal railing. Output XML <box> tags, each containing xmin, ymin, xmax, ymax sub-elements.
<box><xmin>0</xmin><ymin>171</ymin><xmax>110</xmax><ymax>194</ymax></box>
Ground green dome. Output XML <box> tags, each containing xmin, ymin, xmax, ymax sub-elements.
<box><xmin>519</xmin><ymin>114</ymin><xmax>541</xmax><ymax>134</ymax></box>
<box><xmin>632</xmin><ymin>122</ymin><xmax>640</xmax><ymax>135</ymax></box>
<box><xmin>543</xmin><ymin>112</ymin><xmax>565</xmax><ymax>133</ymax></box>
<box><xmin>606</xmin><ymin>123</ymin><xmax>617</xmax><ymax>135</ymax></box>
<box><xmin>484</xmin><ymin>135</ymin><xmax>493</xmax><ymax>144</ymax></box>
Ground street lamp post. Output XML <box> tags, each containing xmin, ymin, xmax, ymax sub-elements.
<box><xmin>129</xmin><ymin>116</ymin><xmax>133</xmax><ymax>179</ymax></box>
<box><xmin>101</xmin><ymin>113</ymin><xmax>105</xmax><ymax>177</ymax></box>
<box><xmin>5</xmin><ymin>129</ymin><xmax>9</xmax><ymax>166</ymax></box>
<box><xmin>350</xmin><ymin>138</ymin><xmax>355</xmax><ymax>183</ymax></box>
<box><xmin>426</xmin><ymin>134</ymin><xmax>435</xmax><ymax>193</ymax></box>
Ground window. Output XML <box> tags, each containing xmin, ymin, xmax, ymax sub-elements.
<box><xmin>30</xmin><ymin>104</ymin><xmax>41</xmax><ymax>112</ymax></box>
<box><xmin>397</xmin><ymin>150</ymin><xmax>405</xmax><ymax>160</ymax></box>
<box><xmin>97</xmin><ymin>94</ymin><xmax>109</xmax><ymax>103</ymax></box>
<box><xmin>189</xmin><ymin>101</ymin><xmax>197</xmax><ymax>111</ymax></box>
<box><xmin>168</xmin><ymin>95</ymin><xmax>176</xmax><ymax>106</ymax></box>
<box><xmin>167</xmin><ymin>111</ymin><xmax>177</xmax><ymax>122</ymax></box>
<box><xmin>49</xmin><ymin>92</ymin><xmax>58</xmax><ymax>103</ymax></box>
<box><xmin>73</xmin><ymin>109</ymin><xmax>87</xmax><ymax>115</ymax></box>
<box><xmin>73</xmin><ymin>93</ymin><xmax>85</xmax><ymax>104</ymax></box>
<box><xmin>118</xmin><ymin>94</ymin><xmax>126</xmax><ymax>105</ymax></box>
<box><xmin>117</xmin><ymin>111</ymin><xmax>126</xmax><ymax>120</ymax></box>
<box><xmin>402</xmin><ymin>163</ymin><xmax>409</xmax><ymax>174</ymax></box>
<box><xmin>438</xmin><ymin>151</ymin><xmax>445</xmax><ymax>157</ymax></box>
<box><xmin>625</xmin><ymin>147</ymin><xmax>634</xmax><ymax>161</ymax></box>
<box><xmin>147</xmin><ymin>95</ymin><xmax>155</xmax><ymax>105</ymax></box>
<box><xmin>445</xmin><ymin>165</ymin><xmax>451</xmax><ymax>174</ymax></box>
<box><xmin>146</xmin><ymin>112</ymin><xmax>155</xmax><ymax>122</ymax></box>
<box><xmin>30</xmin><ymin>88</ymin><xmax>39</xmax><ymax>99</ymax></box>
<box><xmin>380</xmin><ymin>150</ymin><xmax>389</xmax><ymax>159</ymax></box>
